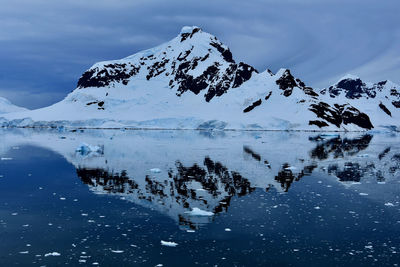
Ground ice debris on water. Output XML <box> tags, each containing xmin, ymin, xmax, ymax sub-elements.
<box><xmin>161</xmin><ymin>241</ymin><xmax>178</xmax><ymax>247</ymax></box>
<box><xmin>44</xmin><ymin>252</ymin><xmax>61</xmax><ymax>257</ymax></box>
<box><xmin>111</xmin><ymin>249</ymin><xmax>124</xmax><ymax>253</ymax></box>
<box><xmin>385</xmin><ymin>202</ymin><xmax>395</xmax><ymax>207</ymax></box>
<box><xmin>185</xmin><ymin>207</ymin><xmax>214</xmax><ymax>216</ymax></box>
<box><xmin>76</xmin><ymin>143</ymin><xmax>103</xmax><ymax>156</ymax></box>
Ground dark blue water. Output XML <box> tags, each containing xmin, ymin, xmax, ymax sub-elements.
<box><xmin>0</xmin><ymin>130</ymin><xmax>399</xmax><ymax>266</ymax></box>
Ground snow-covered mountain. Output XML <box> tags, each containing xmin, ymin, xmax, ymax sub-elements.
<box><xmin>1</xmin><ymin>26</ymin><xmax>399</xmax><ymax>131</ymax></box>
<box><xmin>0</xmin><ymin>96</ymin><xmax>28</xmax><ymax>114</ymax></box>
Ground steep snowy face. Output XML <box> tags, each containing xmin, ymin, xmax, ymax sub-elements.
<box><xmin>321</xmin><ymin>75</ymin><xmax>399</xmax><ymax>101</ymax></box>
<box><xmin>76</xmin><ymin>26</ymin><xmax>258</xmax><ymax>102</ymax></box>
<box><xmin>0</xmin><ymin>97</ymin><xmax>28</xmax><ymax>114</ymax></box>
<box><xmin>320</xmin><ymin>76</ymin><xmax>400</xmax><ymax>120</ymax></box>
<box><xmin>252</xmin><ymin>69</ymin><xmax>374</xmax><ymax>130</ymax></box>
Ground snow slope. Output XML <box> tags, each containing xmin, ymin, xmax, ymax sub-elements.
<box><xmin>1</xmin><ymin>26</ymin><xmax>399</xmax><ymax>131</ymax></box>
<box><xmin>0</xmin><ymin>96</ymin><xmax>28</xmax><ymax>114</ymax></box>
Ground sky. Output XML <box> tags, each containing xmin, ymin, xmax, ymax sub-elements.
<box><xmin>0</xmin><ymin>0</ymin><xmax>399</xmax><ymax>109</ymax></box>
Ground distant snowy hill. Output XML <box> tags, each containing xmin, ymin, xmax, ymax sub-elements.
<box><xmin>1</xmin><ymin>26</ymin><xmax>399</xmax><ymax>131</ymax></box>
<box><xmin>0</xmin><ymin>96</ymin><xmax>28</xmax><ymax>114</ymax></box>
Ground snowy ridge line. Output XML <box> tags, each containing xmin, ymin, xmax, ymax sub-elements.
<box><xmin>1</xmin><ymin>26</ymin><xmax>399</xmax><ymax>131</ymax></box>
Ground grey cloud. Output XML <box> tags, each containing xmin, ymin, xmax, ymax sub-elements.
<box><xmin>0</xmin><ymin>0</ymin><xmax>399</xmax><ymax>108</ymax></box>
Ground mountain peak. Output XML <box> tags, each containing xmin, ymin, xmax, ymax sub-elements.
<box><xmin>337</xmin><ymin>74</ymin><xmax>360</xmax><ymax>83</ymax></box>
<box><xmin>180</xmin><ymin>26</ymin><xmax>202</xmax><ymax>34</ymax></box>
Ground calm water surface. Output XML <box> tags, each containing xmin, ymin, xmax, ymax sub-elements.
<box><xmin>0</xmin><ymin>129</ymin><xmax>399</xmax><ymax>266</ymax></box>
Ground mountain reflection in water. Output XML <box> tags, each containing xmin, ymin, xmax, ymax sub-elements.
<box><xmin>57</xmin><ymin>131</ymin><xmax>399</xmax><ymax>228</ymax></box>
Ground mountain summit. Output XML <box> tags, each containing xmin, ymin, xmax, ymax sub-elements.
<box><xmin>1</xmin><ymin>26</ymin><xmax>399</xmax><ymax>131</ymax></box>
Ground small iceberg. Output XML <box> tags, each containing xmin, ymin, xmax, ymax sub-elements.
<box><xmin>44</xmin><ymin>252</ymin><xmax>61</xmax><ymax>257</ymax></box>
<box><xmin>185</xmin><ymin>207</ymin><xmax>214</xmax><ymax>216</ymax></box>
<box><xmin>75</xmin><ymin>143</ymin><xmax>104</xmax><ymax>156</ymax></box>
<box><xmin>161</xmin><ymin>240</ymin><xmax>178</xmax><ymax>247</ymax></box>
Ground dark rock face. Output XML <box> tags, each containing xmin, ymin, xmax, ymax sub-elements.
<box><xmin>233</xmin><ymin>62</ymin><xmax>258</xmax><ymax>88</ymax></box>
<box><xmin>77</xmin><ymin>63</ymin><xmax>140</xmax><ymax>88</ymax></box>
<box><xmin>335</xmin><ymin>78</ymin><xmax>365</xmax><ymax>99</ymax></box>
<box><xmin>322</xmin><ymin>77</ymin><xmax>399</xmax><ymax>101</ymax></box>
<box><xmin>309</xmin><ymin>120</ymin><xmax>329</xmax><ymax>128</ymax></box>
<box><xmin>243</xmin><ymin>99</ymin><xmax>262</xmax><ymax>113</ymax></box>
<box><xmin>309</xmin><ymin>102</ymin><xmax>373</xmax><ymax>129</ymax></box>
<box><xmin>86</xmin><ymin>100</ymin><xmax>105</xmax><ymax>110</ymax></box>
<box><xmin>275</xmin><ymin>70</ymin><xmax>297</xmax><ymax>97</ymax></box>
<box><xmin>264</xmin><ymin>91</ymin><xmax>272</xmax><ymax>101</ymax></box>
<box><xmin>379</xmin><ymin>102</ymin><xmax>392</xmax><ymax>116</ymax></box>
<box><xmin>209</xmin><ymin>41</ymin><xmax>234</xmax><ymax>63</ymax></box>
<box><xmin>275</xmin><ymin>69</ymin><xmax>319</xmax><ymax>98</ymax></box>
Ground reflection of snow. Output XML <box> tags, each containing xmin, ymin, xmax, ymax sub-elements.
<box><xmin>1</xmin><ymin>129</ymin><xmax>400</xmax><ymax>229</ymax></box>
<box><xmin>185</xmin><ymin>207</ymin><xmax>214</xmax><ymax>216</ymax></box>
<box><xmin>75</xmin><ymin>143</ymin><xmax>103</xmax><ymax>157</ymax></box>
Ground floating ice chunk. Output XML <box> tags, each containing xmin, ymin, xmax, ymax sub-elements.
<box><xmin>111</xmin><ymin>250</ymin><xmax>124</xmax><ymax>253</ymax></box>
<box><xmin>44</xmin><ymin>252</ymin><xmax>61</xmax><ymax>257</ymax></box>
<box><xmin>314</xmin><ymin>206</ymin><xmax>321</xmax><ymax>210</ymax></box>
<box><xmin>161</xmin><ymin>240</ymin><xmax>178</xmax><ymax>247</ymax></box>
<box><xmin>150</xmin><ymin>168</ymin><xmax>161</xmax><ymax>173</ymax></box>
<box><xmin>1</xmin><ymin>157</ymin><xmax>13</xmax><ymax>160</ymax></box>
<box><xmin>76</xmin><ymin>143</ymin><xmax>103</xmax><ymax>156</ymax></box>
<box><xmin>359</xmin><ymin>193</ymin><xmax>368</xmax><ymax>196</ymax></box>
<box><xmin>385</xmin><ymin>202</ymin><xmax>395</xmax><ymax>207</ymax></box>
<box><xmin>186</xmin><ymin>207</ymin><xmax>214</xmax><ymax>216</ymax></box>
<box><xmin>224</xmin><ymin>228</ymin><xmax>232</xmax><ymax>232</ymax></box>
<box><xmin>19</xmin><ymin>251</ymin><xmax>29</xmax><ymax>254</ymax></box>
